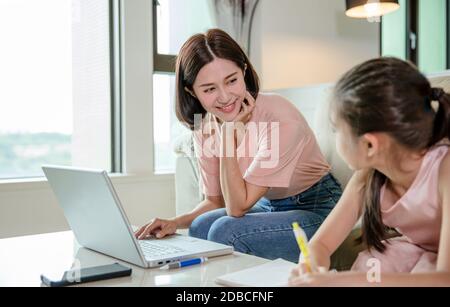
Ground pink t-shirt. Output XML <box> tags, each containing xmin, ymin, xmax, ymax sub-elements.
<box><xmin>351</xmin><ymin>145</ymin><xmax>449</xmax><ymax>273</ymax></box>
<box><xmin>193</xmin><ymin>93</ymin><xmax>330</xmax><ymax>200</ymax></box>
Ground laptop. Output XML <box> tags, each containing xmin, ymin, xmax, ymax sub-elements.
<box><xmin>42</xmin><ymin>166</ymin><xmax>233</xmax><ymax>268</ymax></box>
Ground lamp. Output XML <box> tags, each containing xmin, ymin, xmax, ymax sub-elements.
<box><xmin>346</xmin><ymin>0</ymin><xmax>400</xmax><ymax>18</ymax></box>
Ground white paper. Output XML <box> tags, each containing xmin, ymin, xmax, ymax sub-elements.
<box><xmin>215</xmin><ymin>258</ymin><xmax>297</xmax><ymax>287</ymax></box>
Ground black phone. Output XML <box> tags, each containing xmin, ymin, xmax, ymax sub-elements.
<box><xmin>40</xmin><ymin>262</ymin><xmax>132</xmax><ymax>287</ymax></box>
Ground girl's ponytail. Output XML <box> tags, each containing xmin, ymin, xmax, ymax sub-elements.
<box><xmin>428</xmin><ymin>87</ymin><xmax>450</xmax><ymax>146</ymax></box>
<box><xmin>359</xmin><ymin>169</ymin><xmax>389</xmax><ymax>252</ymax></box>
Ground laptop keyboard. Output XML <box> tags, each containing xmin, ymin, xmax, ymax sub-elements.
<box><xmin>138</xmin><ymin>240</ymin><xmax>187</xmax><ymax>258</ymax></box>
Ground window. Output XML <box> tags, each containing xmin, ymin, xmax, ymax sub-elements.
<box><xmin>381</xmin><ymin>0</ymin><xmax>449</xmax><ymax>73</ymax></box>
<box><xmin>418</xmin><ymin>0</ymin><xmax>447</xmax><ymax>73</ymax></box>
<box><xmin>381</xmin><ymin>0</ymin><xmax>407</xmax><ymax>60</ymax></box>
<box><xmin>152</xmin><ymin>0</ymin><xmax>215</xmax><ymax>173</ymax></box>
<box><xmin>0</xmin><ymin>0</ymin><xmax>117</xmax><ymax>179</ymax></box>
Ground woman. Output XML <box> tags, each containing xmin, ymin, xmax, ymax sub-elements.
<box><xmin>135</xmin><ymin>29</ymin><xmax>342</xmax><ymax>262</ymax></box>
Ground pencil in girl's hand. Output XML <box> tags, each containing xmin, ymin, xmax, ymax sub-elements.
<box><xmin>292</xmin><ymin>222</ymin><xmax>312</xmax><ymax>273</ymax></box>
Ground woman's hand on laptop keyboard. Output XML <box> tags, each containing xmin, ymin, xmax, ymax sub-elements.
<box><xmin>134</xmin><ymin>218</ymin><xmax>178</xmax><ymax>240</ymax></box>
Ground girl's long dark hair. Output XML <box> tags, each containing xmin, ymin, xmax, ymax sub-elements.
<box><xmin>333</xmin><ymin>57</ymin><xmax>450</xmax><ymax>252</ymax></box>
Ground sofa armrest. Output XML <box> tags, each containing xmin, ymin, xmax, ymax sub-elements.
<box><xmin>173</xmin><ymin>132</ymin><xmax>204</xmax><ymax>215</ymax></box>
<box><xmin>173</xmin><ymin>132</ymin><xmax>195</xmax><ymax>157</ymax></box>
<box><xmin>175</xmin><ymin>155</ymin><xmax>204</xmax><ymax>215</ymax></box>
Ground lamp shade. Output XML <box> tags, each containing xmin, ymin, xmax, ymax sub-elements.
<box><xmin>346</xmin><ymin>0</ymin><xmax>400</xmax><ymax>18</ymax></box>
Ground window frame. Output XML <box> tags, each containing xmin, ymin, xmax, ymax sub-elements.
<box><xmin>380</xmin><ymin>0</ymin><xmax>450</xmax><ymax>69</ymax></box>
<box><xmin>110</xmin><ymin>0</ymin><xmax>123</xmax><ymax>173</ymax></box>
<box><xmin>447</xmin><ymin>0</ymin><xmax>450</xmax><ymax>68</ymax></box>
<box><xmin>406</xmin><ymin>0</ymin><xmax>417</xmax><ymax>63</ymax></box>
<box><xmin>152</xmin><ymin>0</ymin><xmax>176</xmax><ymax>73</ymax></box>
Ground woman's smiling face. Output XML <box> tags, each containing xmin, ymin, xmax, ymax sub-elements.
<box><xmin>192</xmin><ymin>58</ymin><xmax>247</xmax><ymax>122</ymax></box>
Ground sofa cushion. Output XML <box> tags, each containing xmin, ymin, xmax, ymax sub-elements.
<box><xmin>312</xmin><ymin>86</ymin><xmax>353</xmax><ymax>188</ymax></box>
<box><xmin>273</xmin><ymin>84</ymin><xmax>353</xmax><ymax>188</ymax></box>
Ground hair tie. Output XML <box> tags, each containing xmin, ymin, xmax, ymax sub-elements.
<box><xmin>430</xmin><ymin>87</ymin><xmax>445</xmax><ymax>101</ymax></box>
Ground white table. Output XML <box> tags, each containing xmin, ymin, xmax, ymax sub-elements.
<box><xmin>0</xmin><ymin>231</ymin><xmax>270</xmax><ymax>287</ymax></box>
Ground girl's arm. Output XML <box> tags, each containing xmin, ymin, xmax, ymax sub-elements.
<box><xmin>437</xmin><ymin>150</ymin><xmax>450</xmax><ymax>272</ymax></box>
<box><xmin>306</xmin><ymin>169</ymin><xmax>368</xmax><ymax>269</ymax></box>
<box><xmin>290</xmin><ymin>151</ymin><xmax>450</xmax><ymax>286</ymax></box>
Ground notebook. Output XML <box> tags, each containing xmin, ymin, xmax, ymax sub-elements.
<box><xmin>215</xmin><ymin>258</ymin><xmax>297</xmax><ymax>287</ymax></box>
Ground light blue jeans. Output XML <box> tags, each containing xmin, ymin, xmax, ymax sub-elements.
<box><xmin>189</xmin><ymin>173</ymin><xmax>342</xmax><ymax>263</ymax></box>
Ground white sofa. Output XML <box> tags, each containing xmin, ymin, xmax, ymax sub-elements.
<box><xmin>173</xmin><ymin>72</ymin><xmax>450</xmax><ymax>269</ymax></box>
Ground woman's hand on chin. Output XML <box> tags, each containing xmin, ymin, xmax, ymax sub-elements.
<box><xmin>231</xmin><ymin>91</ymin><xmax>255</xmax><ymax>124</ymax></box>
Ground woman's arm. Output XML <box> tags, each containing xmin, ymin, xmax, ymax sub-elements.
<box><xmin>135</xmin><ymin>195</ymin><xmax>225</xmax><ymax>239</ymax></box>
<box><xmin>306</xmin><ymin>169</ymin><xmax>368</xmax><ymax>269</ymax></box>
<box><xmin>220</xmin><ymin>120</ymin><xmax>269</xmax><ymax>217</ymax></box>
<box><xmin>219</xmin><ymin>93</ymin><xmax>269</xmax><ymax>217</ymax></box>
<box><xmin>174</xmin><ymin>195</ymin><xmax>226</xmax><ymax>228</ymax></box>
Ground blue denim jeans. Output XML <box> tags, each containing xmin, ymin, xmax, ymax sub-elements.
<box><xmin>189</xmin><ymin>173</ymin><xmax>343</xmax><ymax>263</ymax></box>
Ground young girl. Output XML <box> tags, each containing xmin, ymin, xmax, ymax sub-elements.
<box><xmin>289</xmin><ymin>57</ymin><xmax>450</xmax><ymax>286</ymax></box>
<box><xmin>135</xmin><ymin>29</ymin><xmax>342</xmax><ymax>262</ymax></box>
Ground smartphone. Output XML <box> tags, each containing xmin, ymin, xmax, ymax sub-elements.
<box><xmin>40</xmin><ymin>262</ymin><xmax>132</xmax><ymax>287</ymax></box>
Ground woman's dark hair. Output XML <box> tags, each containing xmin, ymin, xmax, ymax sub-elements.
<box><xmin>175</xmin><ymin>28</ymin><xmax>259</xmax><ymax>130</ymax></box>
<box><xmin>333</xmin><ymin>57</ymin><xmax>450</xmax><ymax>252</ymax></box>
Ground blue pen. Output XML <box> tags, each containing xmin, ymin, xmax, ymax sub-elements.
<box><xmin>160</xmin><ymin>257</ymin><xmax>208</xmax><ymax>270</ymax></box>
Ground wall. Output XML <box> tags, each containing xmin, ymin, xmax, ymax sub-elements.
<box><xmin>250</xmin><ymin>0</ymin><xmax>380</xmax><ymax>90</ymax></box>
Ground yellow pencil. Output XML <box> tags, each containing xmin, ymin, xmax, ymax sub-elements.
<box><xmin>292</xmin><ymin>222</ymin><xmax>312</xmax><ymax>273</ymax></box>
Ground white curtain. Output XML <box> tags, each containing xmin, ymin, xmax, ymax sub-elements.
<box><xmin>209</xmin><ymin>0</ymin><xmax>260</xmax><ymax>55</ymax></box>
